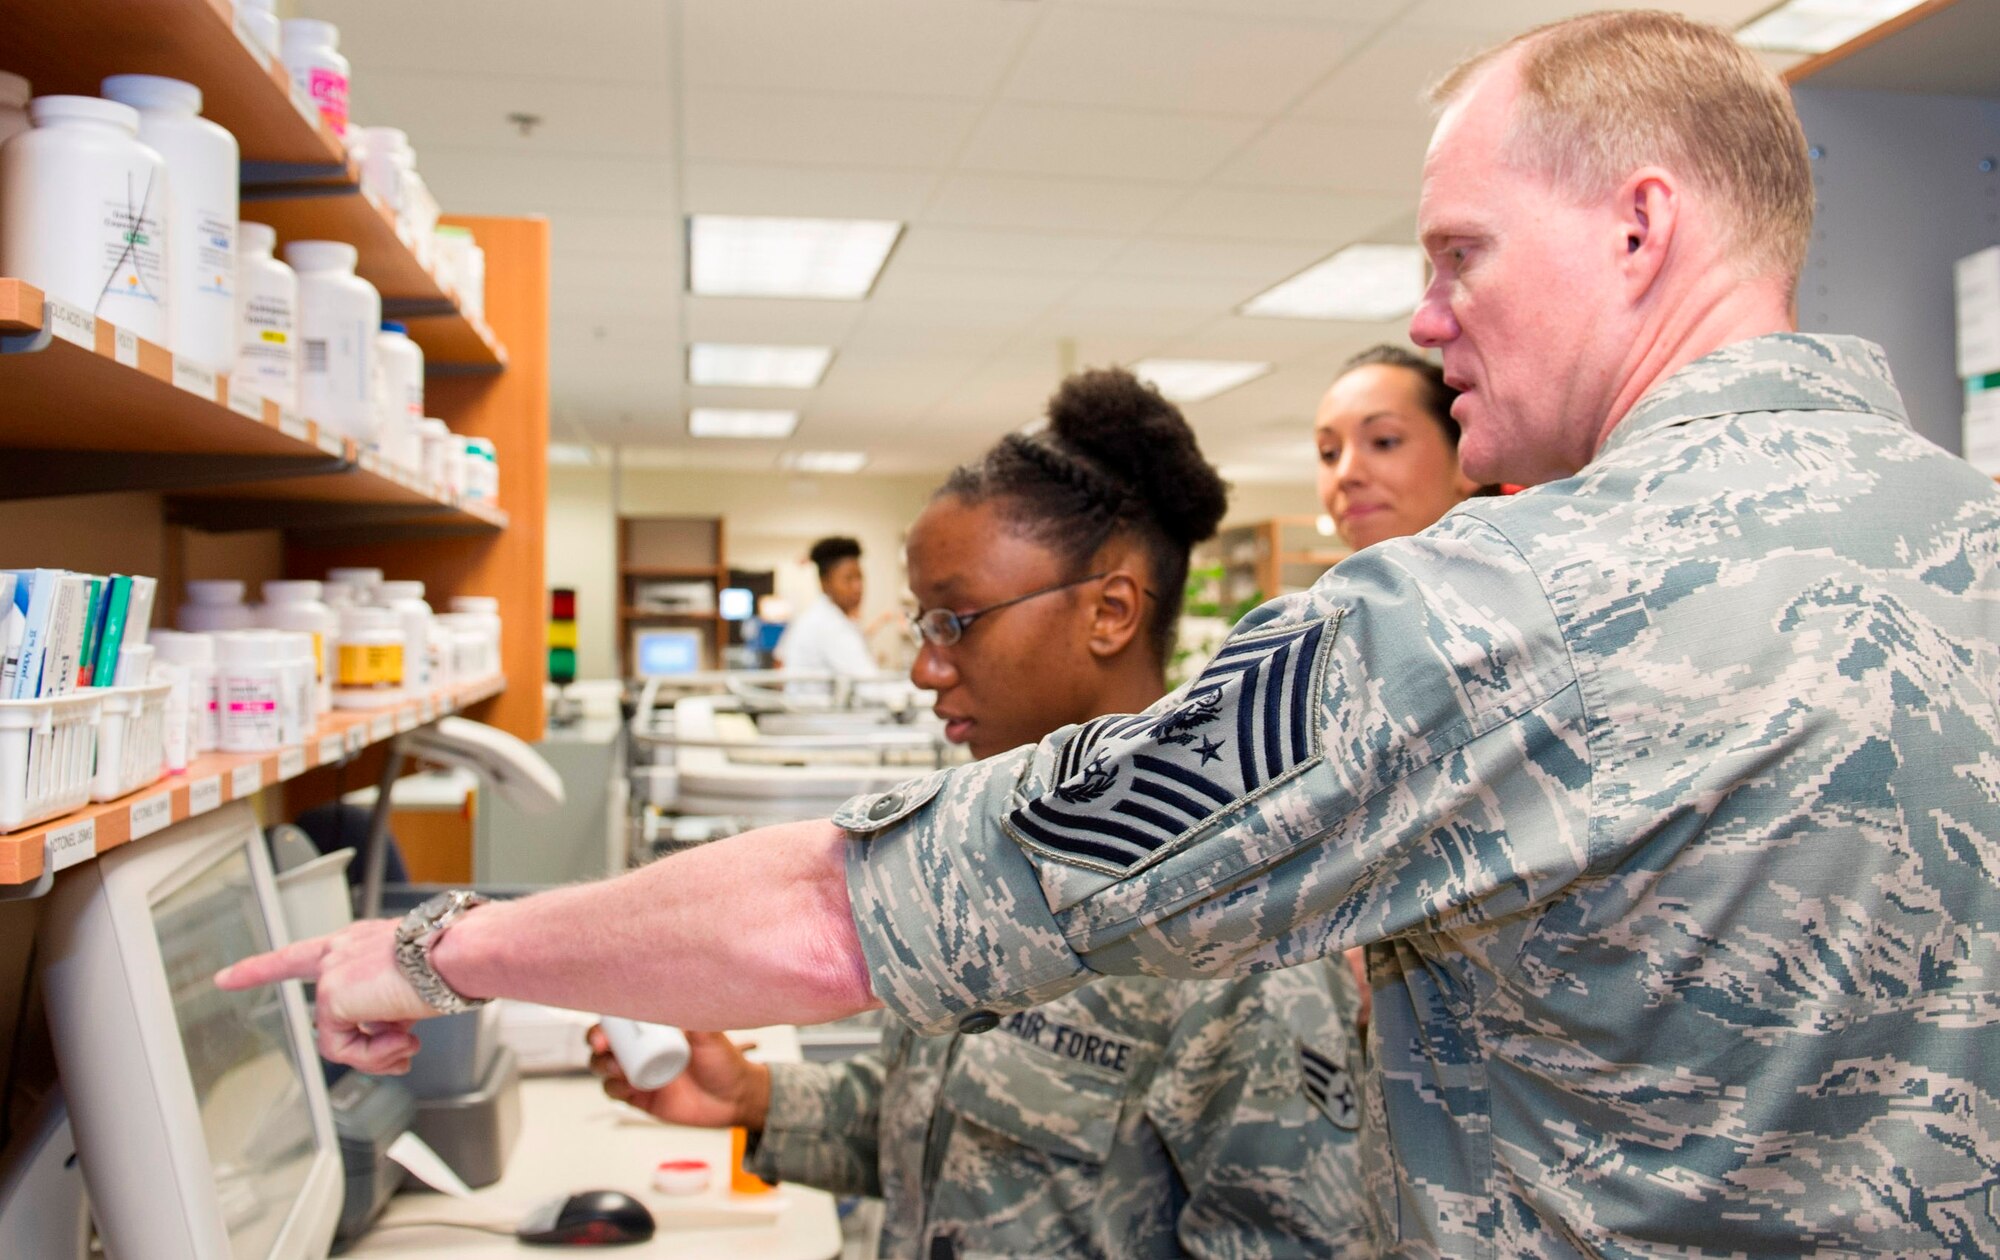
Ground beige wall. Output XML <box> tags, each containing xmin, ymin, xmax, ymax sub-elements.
<box><xmin>546</xmin><ymin>463</ymin><xmax>1318</xmax><ymax>681</ymax></box>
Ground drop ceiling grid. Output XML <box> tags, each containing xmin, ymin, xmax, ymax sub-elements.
<box><xmin>305</xmin><ymin>0</ymin><xmax>1786</xmax><ymax>468</ymax></box>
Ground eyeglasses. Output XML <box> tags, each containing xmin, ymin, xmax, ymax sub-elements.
<box><xmin>907</xmin><ymin>572</ymin><xmax>1111</xmax><ymax>648</ymax></box>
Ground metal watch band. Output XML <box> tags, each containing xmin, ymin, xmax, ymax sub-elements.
<box><xmin>394</xmin><ymin>890</ymin><xmax>491</xmax><ymax>1014</ymax></box>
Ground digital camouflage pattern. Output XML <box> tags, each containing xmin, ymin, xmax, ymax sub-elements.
<box><xmin>837</xmin><ymin>335</ymin><xmax>2000</xmax><ymax>1256</ymax></box>
<box><xmin>750</xmin><ymin>960</ymin><xmax>1371</xmax><ymax>1259</ymax></box>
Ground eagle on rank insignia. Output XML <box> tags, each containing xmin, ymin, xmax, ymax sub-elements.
<box><xmin>1006</xmin><ymin>615</ymin><xmax>1337</xmax><ymax>874</ymax></box>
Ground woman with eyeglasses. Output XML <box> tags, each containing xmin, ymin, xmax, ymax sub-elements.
<box><xmin>589</xmin><ymin>368</ymin><xmax>1369</xmax><ymax>1259</ymax></box>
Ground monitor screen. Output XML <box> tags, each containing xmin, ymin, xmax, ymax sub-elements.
<box><xmin>635</xmin><ymin>628</ymin><xmax>703</xmax><ymax>677</ymax></box>
<box><xmin>153</xmin><ymin>846</ymin><xmax>320</xmax><ymax>1259</ymax></box>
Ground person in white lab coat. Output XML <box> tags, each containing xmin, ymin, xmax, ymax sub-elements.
<box><xmin>773</xmin><ymin>536</ymin><xmax>877</xmax><ymax>678</ymax></box>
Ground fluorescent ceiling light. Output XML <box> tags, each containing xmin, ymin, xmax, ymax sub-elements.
<box><xmin>1737</xmin><ymin>0</ymin><xmax>1926</xmax><ymax>52</ymax></box>
<box><xmin>547</xmin><ymin>442</ymin><xmax>599</xmax><ymax>467</ymax></box>
<box><xmin>1241</xmin><ymin>243</ymin><xmax>1426</xmax><ymax>322</ymax></box>
<box><xmin>688</xmin><ymin>408</ymin><xmax>800</xmax><ymax>439</ymax></box>
<box><xmin>688</xmin><ymin>343</ymin><xmax>835</xmax><ymax>389</ymax></box>
<box><xmin>1130</xmin><ymin>359</ymin><xmax>1271</xmax><ymax>404</ymax></box>
<box><xmin>688</xmin><ymin>215</ymin><xmax>902</xmax><ymax>300</ymax></box>
<box><xmin>779</xmin><ymin>450</ymin><xmax>870</xmax><ymax>474</ymax></box>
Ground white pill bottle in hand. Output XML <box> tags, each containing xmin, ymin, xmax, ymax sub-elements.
<box><xmin>600</xmin><ymin>1018</ymin><xmax>691</xmax><ymax>1091</ymax></box>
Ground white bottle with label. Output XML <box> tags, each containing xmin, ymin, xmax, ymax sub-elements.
<box><xmin>177</xmin><ymin>580</ymin><xmax>258</xmax><ymax>633</ymax></box>
<box><xmin>0</xmin><ymin>96</ymin><xmax>171</xmax><ymax>345</ymax></box>
<box><xmin>261</xmin><ymin>580</ymin><xmax>334</xmax><ymax>713</ymax></box>
<box><xmin>601</xmin><ymin>1018</ymin><xmax>691</xmax><ymax>1091</ymax></box>
<box><xmin>281</xmin><ymin>18</ymin><xmax>350</xmax><ymax>137</ymax></box>
<box><xmin>287</xmin><ymin>240</ymin><xmax>381</xmax><ymax>443</ymax></box>
<box><xmin>448</xmin><ymin>596</ymin><xmax>502</xmax><ymax>680</ymax></box>
<box><xmin>376</xmin><ymin>581</ymin><xmax>433</xmax><ymax>691</ymax></box>
<box><xmin>100</xmin><ymin>75</ymin><xmax>239</xmax><ymax>375</ymax></box>
<box><xmin>359</xmin><ymin>126</ymin><xmax>411</xmax><ymax>214</ymax></box>
<box><xmin>0</xmin><ymin>73</ymin><xmax>29</xmax><ymax>149</ymax></box>
<box><xmin>236</xmin><ymin>0</ymin><xmax>281</xmax><ymax>63</ymax></box>
<box><xmin>235</xmin><ymin>222</ymin><xmax>298</xmax><ymax>410</ymax></box>
<box><xmin>374</xmin><ymin>322</ymin><xmax>424</xmax><ymax>471</ymax></box>
<box><xmin>275</xmin><ymin>631</ymin><xmax>317</xmax><ymax>746</ymax></box>
<box><xmin>216</xmin><ymin>631</ymin><xmax>286</xmax><ymax>754</ymax></box>
<box><xmin>334</xmin><ymin>605</ymin><xmax>404</xmax><ymax>710</ymax></box>
<box><xmin>147</xmin><ymin>629</ymin><xmax>218</xmax><ymax>753</ymax></box>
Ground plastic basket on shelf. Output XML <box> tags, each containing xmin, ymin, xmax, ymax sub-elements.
<box><xmin>89</xmin><ymin>682</ymin><xmax>171</xmax><ymax>804</ymax></box>
<box><xmin>0</xmin><ymin>693</ymin><xmax>103</xmax><ymax>834</ymax></box>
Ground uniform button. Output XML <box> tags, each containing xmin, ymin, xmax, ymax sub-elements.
<box><xmin>957</xmin><ymin>1010</ymin><xmax>1000</xmax><ymax>1034</ymax></box>
<box><xmin>867</xmin><ymin>792</ymin><xmax>904</xmax><ymax>821</ymax></box>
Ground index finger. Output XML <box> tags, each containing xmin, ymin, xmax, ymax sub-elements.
<box><xmin>214</xmin><ymin>936</ymin><xmax>333</xmax><ymax>990</ymax></box>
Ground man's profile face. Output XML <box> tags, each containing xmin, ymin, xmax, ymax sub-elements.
<box><xmin>1410</xmin><ymin>54</ymin><xmax>1631</xmax><ymax>487</ymax></box>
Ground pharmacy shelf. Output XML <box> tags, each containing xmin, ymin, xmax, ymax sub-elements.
<box><xmin>0</xmin><ymin>674</ymin><xmax>506</xmax><ymax>891</ymax></box>
<box><xmin>243</xmin><ymin>188</ymin><xmax>508</xmax><ymax>372</ymax></box>
<box><xmin>0</xmin><ymin>0</ymin><xmax>348</xmax><ymax>178</ymax></box>
<box><xmin>0</xmin><ymin>280</ymin><xmax>507</xmax><ymax>534</ymax></box>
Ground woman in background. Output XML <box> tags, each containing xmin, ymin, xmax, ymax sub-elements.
<box><xmin>1314</xmin><ymin>343</ymin><xmax>1485</xmax><ymax>555</ymax></box>
<box><xmin>593</xmin><ymin>368</ymin><xmax>1371</xmax><ymax>1259</ymax></box>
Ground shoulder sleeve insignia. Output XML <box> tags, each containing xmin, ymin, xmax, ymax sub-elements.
<box><xmin>1004</xmin><ymin>615</ymin><xmax>1338</xmax><ymax>874</ymax></box>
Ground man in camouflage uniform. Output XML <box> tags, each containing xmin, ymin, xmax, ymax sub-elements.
<box><xmin>228</xmin><ymin>10</ymin><xmax>2000</xmax><ymax>1257</ymax></box>
<box><xmin>750</xmin><ymin>935</ymin><xmax>1368</xmax><ymax>1258</ymax></box>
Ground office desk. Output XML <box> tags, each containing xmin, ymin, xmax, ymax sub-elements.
<box><xmin>347</xmin><ymin>1027</ymin><xmax>843</xmax><ymax>1258</ymax></box>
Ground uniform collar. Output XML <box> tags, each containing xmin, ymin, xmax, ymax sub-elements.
<box><xmin>1596</xmin><ymin>333</ymin><xmax>1907</xmax><ymax>460</ymax></box>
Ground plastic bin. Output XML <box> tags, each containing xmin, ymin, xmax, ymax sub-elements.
<box><xmin>89</xmin><ymin>682</ymin><xmax>172</xmax><ymax>803</ymax></box>
<box><xmin>0</xmin><ymin>693</ymin><xmax>103</xmax><ymax>833</ymax></box>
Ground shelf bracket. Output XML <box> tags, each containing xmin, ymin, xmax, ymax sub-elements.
<box><xmin>0</xmin><ymin>451</ymin><xmax>350</xmax><ymax>500</ymax></box>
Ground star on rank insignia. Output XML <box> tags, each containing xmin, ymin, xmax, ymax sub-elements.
<box><xmin>1302</xmin><ymin>1045</ymin><xmax>1360</xmax><ymax>1130</ymax></box>
<box><xmin>1004</xmin><ymin>615</ymin><xmax>1338</xmax><ymax>873</ymax></box>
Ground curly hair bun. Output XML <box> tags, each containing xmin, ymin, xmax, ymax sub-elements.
<box><xmin>1044</xmin><ymin>368</ymin><xmax>1229</xmax><ymax>549</ymax></box>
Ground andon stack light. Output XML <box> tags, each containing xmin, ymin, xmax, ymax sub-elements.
<box><xmin>548</xmin><ymin>588</ymin><xmax>577</xmax><ymax>685</ymax></box>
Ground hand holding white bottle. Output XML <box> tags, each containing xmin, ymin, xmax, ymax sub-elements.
<box><xmin>600</xmin><ymin>1017</ymin><xmax>691</xmax><ymax>1091</ymax></box>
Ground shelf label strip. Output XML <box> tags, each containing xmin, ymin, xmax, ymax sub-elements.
<box><xmin>172</xmin><ymin>358</ymin><xmax>218</xmax><ymax>402</ymax></box>
<box><xmin>46</xmin><ymin>818</ymin><xmax>96</xmax><ymax>873</ymax></box>
<box><xmin>114</xmin><ymin>327</ymin><xmax>140</xmax><ymax>368</ymax></box>
<box><xmin>278</xmin><ymin>747</ymin><xmax>307</xmax><ymax>780</ymax></box>
<box><xmin>129</xmin><ymin>793</ymin><xmax>173</xmax><ymax>841</ymax></box>
<box><xmin>46</xmin><ymin>301</ymin><xmax>94</xmax><ymax>350</ymax></box>
<box><xmin>232</xmin><ymin>761</ymin><xmax>264</xmax><ymax>798</ymax></box>
<box><xmin>189</xmin><ymin>775</ymin><xmax>223</xmax><ymax>817</ymax></box>
<box><xmin>318</xmin><ymin>733</ymin><xmax>345</xmax><ymax>765</ymax></box>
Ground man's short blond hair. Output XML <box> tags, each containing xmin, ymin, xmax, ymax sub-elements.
<box><xmin>1431</xmin><ymin>9</ymin><xmax>1813</xmax><ymax>285</ymax></box>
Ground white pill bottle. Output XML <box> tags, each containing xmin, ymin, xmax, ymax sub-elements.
<box><xmin>376</xmin><ymin>581</ymin><xmax>434</xmax><ymax>691</ymax></box>
<box><xmin>0</xmin><ymin>96</ymin><xmax>171</xmax><ymax>345</ymax></box>
<box><xmin>100</xmin><ymin>75</ymin><xmax>238</xmax><ymax>374</ymax></box>
<box><xmin>261</xmin><ymin>580</ymin><xmax>335</xmax><ymax>714</ymax></box>
<box><xmin>236</xmin><ymin>222</ymin><xmax>299</xmax><ymax>410</ymax></box>
<box><xmin>287</xmin><ymin>240</ymin><xmax>381</xmax><ymax>443</ymax></box>
<box><xmin>601</xmin><ymin>1019</ymin><xmax>691</xmax><ymax>1091</ymax></box>
<box><xmin>281</xmin><ymin>18</ymin><xmax>350</xmax><ymax>137</ymax></box>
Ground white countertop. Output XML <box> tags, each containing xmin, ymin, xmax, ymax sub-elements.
<box><xmin>344</xmin><ymin>1026</ymin><xmax>842</xmax><ymax>1259</ymax></box>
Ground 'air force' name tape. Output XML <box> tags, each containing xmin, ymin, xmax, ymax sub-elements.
<box><xmin>1006</xmin><ymin>615</ymin><xmax>1338</xmax><ymax>874</ymax></box>
<box><xmin>999</xmin><ymin>1009</ymin><xmax>1137</xmax><ymax>1075</ymax></box>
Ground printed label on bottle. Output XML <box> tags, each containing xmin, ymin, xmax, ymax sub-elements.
<box><xmin>311</xmin><ymin>632</ymin><xmax>325</xmax><ymax>682</ymax></box>
<box><xmin>309</xmin><ymin>67</ymin><xmax>349</xmax><ymax>135</ymax></box>
<box><xmin>240</xmin><ymin>292</ymin><xmax>294</xmax><ymax>391</ymax></box>
<box><xmin>97</xmin><ymin>187</ymin><xmax>170</xmax><ymax>319</ymax></box>
<box><xmin>338</xmin><ymin>642</ymin><xmax>404</xmax><ymax>688</ymax></box>
<box><xmin>222</xmin><ymin>677</ymin><xmax>284</xmax><ymax>747</ymax></box>
<box><xmin>195</xmin><ymin>212</ymin><xmax>236</xmax><ymax>298</ymax></box>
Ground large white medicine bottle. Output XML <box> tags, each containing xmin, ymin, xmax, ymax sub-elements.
<box><xmin>236</xmin><ymin>222</ymin><xmax>298</xmax><ymax>409</ymax></box>
<box><xmin>287</xmin><ymin>240</ymin><xmax>381</xmax><ymax>442</ymax></box>
<box><xmin>0</xmin><ymin>96</ymin><xmax>171</xmax><ymax>345</ymax></box>
<box><xmin>100</xmin><ymin>75</ymin><xmax>239</xmax><ymax>374</ymax></box>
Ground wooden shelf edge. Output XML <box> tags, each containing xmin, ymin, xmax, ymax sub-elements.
<box><xmin>0</xmin><ymin>281</ymin><xmax>499</xmax><ymax>530</ymax></box>
<box><xmin>0</xmin><ymin>674</ymin><xmax>508</xmax><ymax>888</ymax></box>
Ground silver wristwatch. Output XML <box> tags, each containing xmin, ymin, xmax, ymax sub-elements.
<box><xmin>394</xmin><ymin>890</ymin><xmax>491</xmax><ymax>1014</ymax></box>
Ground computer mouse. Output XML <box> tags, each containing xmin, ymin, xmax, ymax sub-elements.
<box><xmin>516</xmin><ymin>1189</ymin><xmax>656</xmax><ymax>1247</ymax></box>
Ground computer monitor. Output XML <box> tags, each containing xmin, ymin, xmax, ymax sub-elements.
<box><xmin>39</xmin><ymin>801</ymin><xmax>341</xmax><ymax>1260</ymax></box>
<box><xmin>633</xmin><ymin>627</ymin><xmax>704</xmax><ymax>677</ymax></box>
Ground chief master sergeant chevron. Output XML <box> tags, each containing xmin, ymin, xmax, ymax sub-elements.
<box><xmin>220</xmin><ymin>9</ymin><xmax>2000</xmax><ymax>1256</ymax></box>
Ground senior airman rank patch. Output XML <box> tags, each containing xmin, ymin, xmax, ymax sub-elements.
<box><xmin>1006</xmin><ymin>615</ymin><xmax>1337</xmax><ymax>873</ymax></box>
<box><xmin>1301</xmin><ymin>1045</ymin><xmax>1360</xmax><ymax>1130</ymax></box>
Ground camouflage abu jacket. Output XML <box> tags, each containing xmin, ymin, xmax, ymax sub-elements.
<box><xmin>750</xmin><ymin>962</ymin><xmax>1371</xmax><ymax>1259</ymax></box>
<box><xmin>834</xmin><ymin>335</ymin><xmax>2000</xmax><ymax>1257</ymax></box>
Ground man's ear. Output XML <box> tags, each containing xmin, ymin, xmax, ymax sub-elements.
<box><xmin>1087</xmin><ymin>571</ymin><xmax>1146</xmax><ymax>659</ymax></box>
<box><xmin>1618</xmin><ymin>167</ymin><xmax>1678</xmax><ymax>300</ymax></box>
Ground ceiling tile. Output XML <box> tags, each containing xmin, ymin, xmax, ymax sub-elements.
<box><xmin>924</xmin><ymin>174</ymin><xmax>1176</xmax><ymax>235</ymax></box>
<box><xmin>686</xmin><ymin>90</ymin><xmax>983</xmax><ymax>170</ymax></box>
<box><xmin>683</xmin><ymin>0</ymin><xmax>1038</xmax><ymax>98</ymax></box>
<box><xmin>1149</xmin><ymin>187</ymin><xmax>1410</xmax><ymax>243</ymax></box>
<box><xmin>870</xmin><ymin>267</ymin><xmax>1080</xmax><ymax>311</ymax></box>
<box><xmin>682</xmin><ymin>163</ymin><xmax>938</xmax><ymax>220</ymax></box>
<box><xmin>682</xmin><ymin>297</ymin><xmax>868</xmax><ymax>346</ymax></box>
<box><xmin>893</xmin><ymin>226</ymin><xmax>1126</xmax><ymax>274</ymax></box>
<box><xmin>1289</xmin><ymin>24</ymin><xmax>1501</xmax><ymax>124</ymax></box>
<box><xmin>1212</xmin><ymin>119</ymin><xmax>1432</xmax><ymax>196</ymax></box>
<box><xmin>1003</xmin><ymin>7</ymin><xmax>1364</xmax><ymax>115</ymax></box>
<box><xmin>958</xmin><ymin>103</ymin><xmax>1261</xmax><ymax>182</ymax></box>
<box><xmin>348</xmin><ymin>72</ymin><xmax>675</xmax><ymax>159</ymax></box>
<box><xmin>1101</xmin><ymin>237</ymin><xmax>1329</xmax><ymax>283</ymax></box>
<box><xmin>415</xmin><ymin>148</ymin><xmax>675</xmax><ymax>215</ymax></box>
<box><xmin>303</xmin><ymin>0</ymin><xmax>674</xmax><ymax>83</ymax></box>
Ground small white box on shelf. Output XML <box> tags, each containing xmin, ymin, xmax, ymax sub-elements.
<box><xmin>1963</xmin><ymin>375</ymin><xmax>2000</xmax><ymax>477</ymax></box>
<box><xmin>0</xmin><ymin>693</ymin><xmax>102</xmax><ymax>833</ymax></box>
<box><xmin>88</xmin><ymin>681</ymin><xmax>171</xmax><ymax>804</ymax></box>
<box><xmin>1956</xmin><ymin>246</ymin><xmax>2000</xmax><ymax>380</ymax></box>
